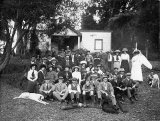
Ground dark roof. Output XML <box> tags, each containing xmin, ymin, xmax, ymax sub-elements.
<box><xmin>79</xmin><ymin>30</ymin><xmax>112</xmax><ymax>33</ymax></box>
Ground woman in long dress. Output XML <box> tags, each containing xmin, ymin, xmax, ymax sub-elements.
<box><xmin>120</xmin><ymin>48</ymin><xmax>130</xmax><ymax>73</ymax></box>
<box><xmin>113</xmin><ymin>50</ymin><xmax>121</xmax><ymax>70</ymax></box>
<box><xmin>131</xmin><ymin>49</ymin><xmax>152</xmax><ymax>87</ymax></box>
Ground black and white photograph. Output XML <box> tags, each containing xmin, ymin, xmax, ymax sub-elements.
<box><xmin>0</xmin><ymin>0</ymin><xmax>160</xmax><ymax>121</ymax></box>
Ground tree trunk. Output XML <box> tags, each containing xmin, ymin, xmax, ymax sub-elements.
<box><xmin>0</xmin><ymin>41</ymin><xmax>12</xmax><ymax>73</ymax></box>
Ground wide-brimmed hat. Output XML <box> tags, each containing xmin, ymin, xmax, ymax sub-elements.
<box><xmin>72</xmin><ymin>66</ymin><xmax>80</xmax><ymax>71</ymax></box>
<box><xmin>56</xmin><ymin>65</ymin><xmax>62</xmax><ymax>69</ymax></box>
<box><xmin>42</xmin><ymin>57</ymin><xmax>47</xmax><ymax>60</ymax></box>
<box><xmin>51</xmin><ymin>57</ymin><xmax>57</xmax><ymax>61</ymax></box>
<box><xmin>122</xmin><ymin>48</ymin><xmax>128</xmax><ymax>52</ymax></box>
<box><xmin>44</xmin><ymin>76</ymin><xmax>51</xmax><ymax>81</ymax></box>
<box><xmin>71</xmin><ymin>78</ymin><xmax>78</xmax><ymax>82</ymax></box>
<box><xmin>30</xmin><ymin>64</ymin><xmax>37</xmax><ymax>68</ymax></box>
<box><xmin>119</xmin><ymin>68</ymin><xmax>125</xmax><ymax>72</ymax></box>
<box><xmin>58</xmin><ymin>76</ymin><xmax>64</xmax><ymax>79</ymax></box>
<box><xmin>39</xmin><ymin>64</ymin><xmax>46</xmax><ymax>69</ymax></box>
<box><xmin>102</xmin><ymin>74</ymin><xmax>109</xmax><ymax>79</ymax></box>
<box><xmin>97</xmin><ymin>64</ymin><xmax>101</xmax><ymax>67</ymax></box>
<box><xmin>80</xmin><ymin>61</ymin><xmax>87</xmax><ymax>65</ymax></box>
<box><xmin>91</xmin><ymin>74</ymin><xmax>98</xmax><ymax>78</ymax></box>
<box><xmin>114</xmin><ymin>50</ymin><xmax>121</xmax><ymax>53</ymax></box>
<box><xmin>126</xmin><ymin>73</ymin><xmax>131</xmax><ymax>76</ymax></box>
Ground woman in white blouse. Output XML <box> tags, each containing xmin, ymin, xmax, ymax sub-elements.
<box><xmin>72</xmin><ymin>66</ymin><xmax>82</xmax><ymax>85</ymax></box>
<box><xmin>120</xmin><ymin>48</ymin><xmax>130</xmax><ymax>73</ymax></box>
<box><xmin>113</xmin><ymin>50</ymin><xmax>121</xmax><ymax>70</ymax></box>
<box><xmin>27</xmin><ymin>64</ymin><xmax>38</xmax><ymax>93</ymax></box>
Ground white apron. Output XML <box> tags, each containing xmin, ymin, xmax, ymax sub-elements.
<box><xmin>131</xmin><ymin>54</ymin><xmax>152</xmax><ymax>81</ymax></box>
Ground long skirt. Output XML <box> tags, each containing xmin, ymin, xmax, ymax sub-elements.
<box><xmin>27</xmin><ymin>81</ymin><xmax>37</xmax><ymax>93</ymax></box>
<box><xmin>114</xmin><ymin>61</ymin><xmax>120</xmax><ymax>70</ymax></box>
<box><xmin>120</xmin><ymin>60</ymin><xmax>130</xmax><ymax>73</ymax></box>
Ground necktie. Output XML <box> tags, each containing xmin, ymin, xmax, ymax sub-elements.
<box><xmin>116</xmin><ymin>55</ymin><xmax>119</xmax><ymax>61</ymax></box>
<box><xmin>32</xmin><ymin>71</ymin><xmax>35</xmax><ymax>79</ymax></box>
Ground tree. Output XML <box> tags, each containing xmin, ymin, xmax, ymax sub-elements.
<box><xmin>0</xmin><ymin>0</ymin><xmax>62</xmax><ymax>73</ymax></box>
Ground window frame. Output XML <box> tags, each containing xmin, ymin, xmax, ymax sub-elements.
<box><xmin>94</xmin><ymin>39</ymin><xmax>103</xmax><ymax>50</ymax></box>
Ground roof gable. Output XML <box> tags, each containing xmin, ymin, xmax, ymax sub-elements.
<box><xmin>53</xmin><ymin>28</ymin><xmax>81</xmax><ymax>36</ymax></box>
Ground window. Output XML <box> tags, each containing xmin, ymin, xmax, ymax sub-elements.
<box><xmin>94</xmin><ymin>39</ymin><xmax>103</xmax><ymax>50</ymax></box>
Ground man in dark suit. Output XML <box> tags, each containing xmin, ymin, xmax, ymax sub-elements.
<box><xmin>39</xmin><ymin>78</ymin><xmax>54</xmax><ymax>100</ymax></box>
<box><xmin>63</xmin><ymin>66</ymin><xmax>72</xmax><ymax>85</ymax></box>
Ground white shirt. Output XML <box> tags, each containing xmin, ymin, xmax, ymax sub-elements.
<box><xmin>72</xmin><ymin>71</ymin><xmax>82</xmax><ymax>85</ymax></box>
<box><xmin>108</xmin><ymin>53</ymin><xmax>113</xmax><ymax>62</ymax></box>
<box><xmin>121</xmin><ymin>53</ymin><xmax>130</xmax><ymax>62</ymax></box>
<box><xmin>27</xmin><ymin>69</ymin><xmax>38</xmax><ymax>82</ymax></box>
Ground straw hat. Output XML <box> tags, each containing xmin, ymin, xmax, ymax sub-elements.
<box><xmin>122</xmin><ymin>48</ymin><xmax>128</xmax><ymax>52</ymax></box>
<box><xmin>114</xmin><ymin>50</ymin><xmax>121</xmax><ymax>53</ymax></box>
<box><xmin>80</xmin><ymin>61</ymin><xmax>87</xmax><ymax>65</ymax></box>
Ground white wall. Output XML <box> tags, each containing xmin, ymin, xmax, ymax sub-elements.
<box><xmin>80</xmin><ymin>31</ymin><xmax>111</xmax><ymax>52</ymax></box>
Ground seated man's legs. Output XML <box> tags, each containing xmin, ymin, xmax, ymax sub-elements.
<box><xmin>83</xmin><ymin>91</ymin><xmax>94</xmax><ymax>106</ymax></box>
<box><xmin>75</xmin><ymin>92</ymin><xmax>80</xmax><ymax>103</ymax></box>
<box><xmin>61</xmin><ymin>90</ymin><xmax>69</xmax><ymax>100</ymax></box>
<box><xmin>127</xmin><ymin>87</ymin><xmax>134</xmax><ymax>103</ymax></box>
<box><xmin>53</xmin><ymin>92</ymin><xmax>62</xmax><ymax>101</ymax></box>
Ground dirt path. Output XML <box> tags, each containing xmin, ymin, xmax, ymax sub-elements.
<box><xmin>0</xmin><ymin>71</ymin><xmax>160</xmax><ymax>121</ymax></box>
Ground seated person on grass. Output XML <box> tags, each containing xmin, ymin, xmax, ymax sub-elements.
<box><xmin>122</xmin><ymin>73</ymin><xmax>138</xmax><ymax>104</ymax></box>
<box><xmin>68</xmin><ymin>78</ymin><xmax>81</xmax><ymax>104</ymax></box>
<box><xmin>39</xmin><ymin>77</ymin><xmax>54</xmax><ymax>101</ymax></box>
<box><xmin>82</xmin><ymin>79</ymin><xmax>94</xmax><ymax>107</ymax></box>
<box><xmin>53</xmin><ymin>76</ymin><xmax>69</xmax><ymax>102</ymax></box>
<box><xmin>98</xmin><ymin>75</ymin><xmax>119</xmax><ymax>111</ymax></box>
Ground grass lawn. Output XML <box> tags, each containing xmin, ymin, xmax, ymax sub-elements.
<box><xmin>0</xmin><ymin>61</ymin><xmax>160</xmax><ymax>121</ymax></box>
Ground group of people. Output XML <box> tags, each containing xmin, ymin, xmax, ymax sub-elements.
<box><xmin>24</xmin><ymin>46</ymin><xmax>153</xmax><ymax>113</ymax></box>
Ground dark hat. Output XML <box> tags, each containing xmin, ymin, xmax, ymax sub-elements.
<box><xmin>72</xmin><ymin>66</ymin><xmax>80</xmax><ymax>71</ymax></box>
<box><xmin>114</xmin><ymin>67</ymin><xmax>118</xmax><ymax>70</ymax></box>
<box><xmin>30</xmin><ymin>64</ymin><xmax>37</xmax><ymax>68</ymax></box>
<box><xmin>65</xmin><ymin>65</ymin><xmax>70</xmax><ymax>69</ymax></box>
<box><xmin>48</xmin><ymin>64</ymin><xmax>53</xmax><ymax>68</ymax></box>
<box><xmin>56</xmin><ymin>65</ymin><xmax>62</xmax><ymax>69</ymax></box>
<box><xmin>133</xmin><ymin>49</ymin><xmax>140</xmax><ymax>54</ymax></box>
<box><xmin>39</xmin><ymin>64</ymin><xmax>46</xmax><ymax>69</ymax></box>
